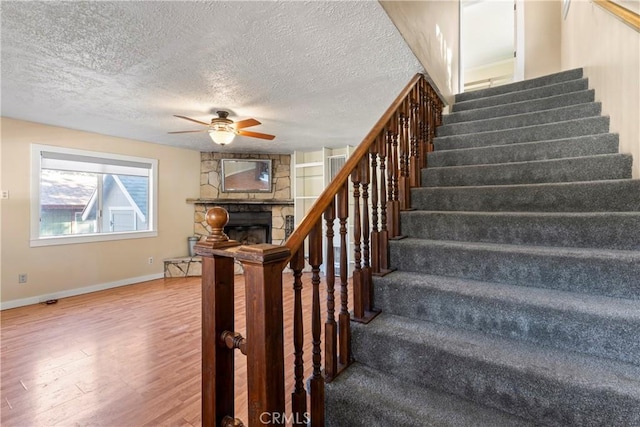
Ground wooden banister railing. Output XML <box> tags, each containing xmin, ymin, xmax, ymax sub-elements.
<box><xmin>196</xmin><ymin>73</ymin><xmax>444</xmax><ymax>426</ymax></box>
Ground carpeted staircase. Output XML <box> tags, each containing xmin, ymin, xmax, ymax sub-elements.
<box><xmin>326</xmin><ymin>68</ymin><xmax>640</xmax><ymax>426</ymax></box>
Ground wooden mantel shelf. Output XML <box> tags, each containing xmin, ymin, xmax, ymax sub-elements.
<box><xmin>187</xmin><ymin>198</ymin><xmax>294</xmax><ymax>205</ymax></box>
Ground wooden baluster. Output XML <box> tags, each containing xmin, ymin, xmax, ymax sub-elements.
<box><xmin>361</xmin><ymin>154</ymin><xmax>373</xmax><ymax>314</ymax></box>
<box><xmin>420</xmin><ymin>82</ymin><xmax>429</xmax><ymax>168</ymax></box>
<box><xmin>370</xmin><ymin>138</ymin><xmax>380</xmax><ymax>274</ymax></box>
<box><xmin>435</xmin><ymin>89</ymin><xmax>444</xmax><ymax>127</ymax></box>
<box><xmin>398</xmin><ymin>106</ymin><xmax>407</xmax><ymax>211</ymax></box>
<box><xmin>399</xmin><ymin>98</ymin><xmax>411</xmax><ymax>210</ymax></box>
<box><xmin>386</xmin><ymin>119</ymin><xmax>396</xmax><ymax>238</ymax></box>
<box><xmin>235</xmin><ymin>242</ymin><xmax>290</xmax><ymax>426</ymax></box>
<box><xmin>378</xmin><ymin>132</ymin><xmax>390</xmax><ymax>272</ymax></box>
<box><xmin>410</xmin><ymin>86</ymin><xmax>421</xmax><ymax>187</ymax></box>
<box><xmin>354</xmin><ymin>154</ymin><xmax>380</xmax><ymax>324</ymax></box>
<box><xmin>428</xmin><ymin>87</ymin><xmax>436</xmax><ymax>153</ymax></box>
<box><xmin>388</xmin><ymin>113</ymin><xmax>402</xmax><ymax>239</ymax></box>
<box><xmin>308</xmin><ymin>220</ymin><xmax>325</xmax><ymax>426</ymax></box>
<box><xmin>324</xmin><ymin>200</ymin><xmax>338</xmax><ymax>382</ymax></box>
<box><xmin>337</xmin><ymin>183</ymin><xmax>351</xmax><ymax>367</ymax></box>
<box><xmin>289</xmin><ymin>248</ymin><xmax>307</xmax><ymax>426</ymax></box>
<box><xmin>351</xmin><ymin>161</ymin><xmax>364</xmax><ymax>320</ymax></box>
<box><xmin>196</xmin><ymin>207</ymin><xmax>242</xmax><ymax>427</ymax></box>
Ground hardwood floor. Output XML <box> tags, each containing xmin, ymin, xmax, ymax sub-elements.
<box><xmin>1</xmin><ymin>273</ymin><xmax>335</xmax><ymax>426</ymax></box>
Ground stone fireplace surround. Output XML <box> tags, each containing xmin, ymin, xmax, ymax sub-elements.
<box><xmin>164</xmin><ymin>152</ymin><xmax>294</xmax><ymax>278</ymax></box>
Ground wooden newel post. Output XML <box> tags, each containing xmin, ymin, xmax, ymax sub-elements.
<box><xmin>235</xmin><ymin>243</ymin><xmax>290</xmax><ymax>426</ymax></box>
<box><xmin>195</xmin><ymin>207</ymin><xmax>241</xmax><ymax>427</ymax></box>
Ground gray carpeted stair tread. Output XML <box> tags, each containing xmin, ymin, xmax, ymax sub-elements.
<box><xmin>389</xmin><ymin>238</ymin><xmax>640</xmax><ymax>299</ymax></box>
<box><xmin>373</xmin><ymin>271</ymin><xmax>640</xmax><ymax>365</ymax></box>
<box><xmin>427</xmin><ymin>133</ymin><xmax>619</xmax><ymax>167</ymax></box>
<box><xmin>434</xmin><ymin>116</ymin><xmax>609</xmax><ymax>151</ymax></box>
<box><xmin>400</xmin><ymin>211</ymin><xmax>640</xmax><ymax>250</ymax></box>
<box><xmin>437</xmin><ymin>102</ymin><xmax>601</xmax><ymax>137</ymax></box>
<box><xmin>411</xmin><ymin>179</ymin><xmax>640</xmax><ymax>212</ymax></box>
<box><xmin>325</xmin><ymin>363</ymin><xmax>534</xmax><ymax>427</ymax></box>
<box><xmin>452</xmin><ymin>78</ymin><xmax>588</xmax><ymax>112</ymax></box>
<box><xmin>454</xmin><ymin>68</ymin><xmax>583</xmax><ymax>103</ymax></box>
<box><xmin>423</xmin><ymin>153</ymin><xmax>633</xmax><ymax>187</ymax></box>
<box><xmin>443</xmin><ymin>89</ymin><xmax>595</xmax><ymax>125</ymax></box>
<box><xmin>327</xmin><ymin>68</ymin><xmax>639</xmax><ymax>426</ymax></box>
<box><xmin>352</xmin><ymin>313</ymin><xmax>640</xmax><ymax>426</ymax></box>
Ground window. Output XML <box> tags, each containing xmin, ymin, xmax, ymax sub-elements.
<box><xmin>31</xmin><ymin>144</ymin><xmax>158</xmax><ymax>247</ymax></box>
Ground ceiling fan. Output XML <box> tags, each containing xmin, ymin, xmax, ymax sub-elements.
<box><xmin>169</xmin><ymin>110</ymin><xmax>275</xmax><ymax>145</ymax></box>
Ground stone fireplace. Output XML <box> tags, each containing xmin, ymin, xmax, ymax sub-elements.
<box><xmin>194</xmin><ymin>152</ymin><xmax>294</xmax><ymax>245</ymax></box>
<box><xmin>163</xmin><ymin>152</ymin><xmax>295</xmax><ymax>277</ymax></box>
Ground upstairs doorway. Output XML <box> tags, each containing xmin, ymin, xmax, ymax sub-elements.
<box><xmin>460</xmin><ymin>0</ymin><xmax>523</xmax><ymax>93</ymax></box>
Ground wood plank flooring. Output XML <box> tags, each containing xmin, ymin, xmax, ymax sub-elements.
<box><xmin>1</xmin><ymin>273</ymin><xmax>337</xmax><ymax>426</ymax></box>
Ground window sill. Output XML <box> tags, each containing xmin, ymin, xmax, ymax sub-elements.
<box><xmin>30</xmin><ymin>230</ymin><xmax>158</xmax><ymax>247</ymax></box>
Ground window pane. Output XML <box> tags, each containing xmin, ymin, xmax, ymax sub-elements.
<box><xmin>40</xmin><ymin>170</ymin><xmax>98</xmax><ymax>236</ymax></box>
<box><xmin>103</xmin><ymin>174</ymin><xmax>149</xmax><ymax>232</ymax></box>
<box><xmin>32</xmin><ymin>144</ymin><xmax>157</xmax><ymax>246</ymax></box>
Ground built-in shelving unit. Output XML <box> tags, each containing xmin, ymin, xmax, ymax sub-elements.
<box><xmin>293</xmin><ymin>146</ymin><xmax>354</xmax><ymax>275</ymax></box>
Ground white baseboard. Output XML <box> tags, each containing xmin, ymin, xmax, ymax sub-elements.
<box><xmin>0</xmin><ymin>273</ymin><xmax>165</xmax><ymax>311</ymax></box>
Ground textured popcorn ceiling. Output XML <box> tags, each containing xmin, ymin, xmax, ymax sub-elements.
<box><xmin>1</xmin><ymin>1</ymin><xmax>423</xmax><ymax>153</ymax></box>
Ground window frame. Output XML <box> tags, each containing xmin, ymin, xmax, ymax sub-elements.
<box><xmin>30</xmin><ymin>144</ymin><xmax>158</xmax><ymax>247</ymax></box>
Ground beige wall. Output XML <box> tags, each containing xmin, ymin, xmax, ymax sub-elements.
<box><xmin>561</xmin><ymin>0</ymin><xmax>640</xmax><ymax>178</ymax></box>
<box><xmin>0</xmin><ymin>118</ymin><xmax>201</xmax><ymax>307</ymax></box>
<box><xmin>380</xmin><ymin>0</ymin><xmax>460</xmax><ymax>105</ymax></box>
<box><xmin>524</xmin><ymin>0</ymin><xmax>562</xmax><ymax>79</ymax></box>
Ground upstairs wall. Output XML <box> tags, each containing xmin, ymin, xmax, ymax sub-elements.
<box><xmin>380</xmin><ymin>0</ymin><xmax>460</xmax><ymax>105</ymax></box>
<box><xmin>524</xmin><ymin>0</ymin><xmax>562</xmax><ymax>79</ymax></box>
<box><xmin>562</xmin><ymin>0</ymin><xmax>640</xmax><ymax>178</ymax></box>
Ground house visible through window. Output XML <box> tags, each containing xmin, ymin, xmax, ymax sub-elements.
<box><xmin>31</xmin><ymin>144</ymin><xmax>158</xmax><ymax>246</ymax></box>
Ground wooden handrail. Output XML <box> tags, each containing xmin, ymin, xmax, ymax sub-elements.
<box><xmin>593</xmin><ymin>0</ymin><xmax>640</xmax><ymax>32</ymax></box>
<box><xmin>197</xmin><ymin>73</ymin><xmax>445</xmax><ymax>426</ymax></box>
<box><xmin>283</xmin><ymin>73</ymin><xmax>426</xmax><ymax>259</ymax></box>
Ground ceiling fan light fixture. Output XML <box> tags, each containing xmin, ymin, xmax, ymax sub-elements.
<box><xmin>208</xmin><ymin>124</ymin><xmax>236</xmax><ymax>146</ymax></box>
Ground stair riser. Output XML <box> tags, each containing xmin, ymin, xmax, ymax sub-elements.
<box><xmin>444</xmin><ymin>90</ymin><xmax>595</xmax><ymax>125</ymax></box>
<box><xmin>427</xmin><ymin>134</ymin><xmax>619</xmax><ymax>167</ymax></box>
<box><xmin>453</xmin><ymin>79</ymin><xmax>589</xmax><ymax>112</ymax></box>
<box><xmin>455</xmin><ymin>68</ymin><xmax>583</xmax><ymax>103</ymax></box>
<box><xmin>411</xmin><ymin>180</ymin><xmax>640</xmax><ymax>212</ymax></box>
<box><xmin>434</xmin><ymin>116</ymin><xmax>609</xmax><ymax>151</ymax></box>
<box><xmin>423</xmin><ymin>154</ymin><xmax>632</xmax><ymax>187</ymax></box>
<box><xmin>352</xmin><ymin>324</ymin><xmax>640</xmax><ymax>426</ymax></box>
<box><xmin>437</xmin><ymin>103</ymin><xmax>601</xmax><ymax>137</ymax></box>
<box><xmin>373</xmin><ymin>278</ymin><xmax>640</xmax><ymax>365</ymax></box>
<box><xmin>400</xmin><ymin>212</ymin><xmax>640</xmax><ymax>250</ymax></box>
<box><xmin>389</xmin><ymin>240</ymin><xmax>640</xmax><ymax>299</ymax></box>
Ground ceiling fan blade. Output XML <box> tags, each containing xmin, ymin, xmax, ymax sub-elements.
<box><xmin>173</xmin><ymin>115</ymin><xmax>209</xmax><ymax>126</ymax></box>
<box><xmin>237</xmin><ymin>130</ymin><xmax>275</xmax><ymax>140</ymax></box>
<box><xmin>233</xmin><ymin>118</ymin><xmax>261</xmax><ymax>129</ymax></box>
<box><xmin>168</xmin><ymin>129</ymin><xmax>208</xmax><ymax>134</ymax></box>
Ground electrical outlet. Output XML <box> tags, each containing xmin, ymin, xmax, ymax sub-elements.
<box><xmin>1</xmin><ymin>190</ymin><xmax>9</xmax><ymax>199</ymax></box>
<box><xmin>148</xmin><ymin>257</ymin><xmax>154</xmax><ymax>265</ymax></box>
<box><xmin>18</xmin><ymin>274</ymin><xmax>27</xmax><ymax>284</ymax></box>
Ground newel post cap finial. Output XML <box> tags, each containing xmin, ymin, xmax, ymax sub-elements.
<box><xmin>205</xmin><ymin>206</ymin><xmax>230</xmax><ymax>242</ymax></box>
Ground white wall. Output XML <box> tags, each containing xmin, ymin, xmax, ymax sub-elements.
<box><xmin>380</xmin><ymin>0</ymin><xmax>460</xmax><ymax>104</ymax></box>
<box><xmin>561</xmin><ymin>0</ymin><xmax>640</xmax><ymax>178</ymax></box>
<box><xmin>524</xmin><ymin>0</ymin><xmax>562</xmax><ymax>79</ymax></box>
<box><xmin>0</xmin><ymin>118</ymin><xmax>201</xmax><ymax>308</ymax></box>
